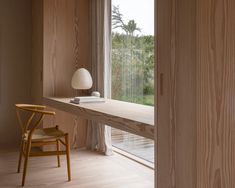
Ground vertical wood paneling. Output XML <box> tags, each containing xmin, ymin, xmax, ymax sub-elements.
<box><xmin>157</xmin><ymin>0</ymin><xmax>235</xmax><ymax>187</ymax></box>
<box><xmin>43</xmin><ymin>0</ymin><xmax>90</xmax><ymax>96</ymax></box>
<box><xmin>196</xmin><ymin>0</ymin><xmax>235</xmax><ymax>187</ymax></box>
<box><xmin>156</xmin><ymin>0</ymin><xmax>175</xmax><ymax>186</ymax></box>
<box><xmin>44</xmin><ymin>0</ymin><xmax>76</xmax><ymax>97</ymax></box>
<box><xmin>32</xmin><ymin>0</ymin><xmax>43</xmax><ymax>104</ymax></box>
<box><xmin>42</xmin><ymin>0</ymin><xmax>90</xmax><ymax>147</ymax></box>
<box><xmin>44</xmin><ymin>106</ymin><xmax>87</xmax><ymax>148</ymax></box>
<box><xmin>0</xmin><ymin>0</ymin><xmax>32</xmax><ymax>147</ymax></box>
<box><xmin>156</xmin><ymin>0</ymin><xmax>196</xmax><ymax>187</ymax></box>
<box><xmin>175</xmin><ymin>0</ymin><xmax>197</xmax><ymax>186</ymax></box>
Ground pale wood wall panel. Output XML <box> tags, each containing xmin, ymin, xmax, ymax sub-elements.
<box><xmin>44</xmin><ymin>0</ymin><xmax>77</xmax><ymax>97</ymax></box>
<box><xmin>156</xmin><ymin>0</ymin><xmax>176</xmax><ymax>186</ymax></box>
<box><xmin>44</xmin><ymin>106</ymin><xmax>87</xmax><ymax>148</ymax></box>
<box><xmin>42</xmin><ymin>0</ymin><xmax>90</xmax><ymax>147</ymax></box>
<box><xmin>32</xmin><ymin>0</ymin><xmax>43</xmax><ymax>104</ymax></box>
<box><xmin>0</xmin><ymin>0</ymin><xmax>32</xmax><ymax>147</ymax></box>
<box><xmin>196</xmin><ymin>0</ymin><xmax>235</xmax><ymax>187</ymax></box>
<box><xmin>156</xmin><ymin>0</ymin><xmax>197</xmax><ymax>187</ymax></box>
<box><xmin>157</xmin><ymin>0</ymin><xmax>235</xmax><ymax>187</ymax></box>
<box><xmin>43</xmin><ymin>0</ymin><xmax>90</xmax><ymax>97</ymax></box>
<box><xmin>175</xmin><ymin>0</ymin><xmax>196</xmax><ymax>187</ymax></box>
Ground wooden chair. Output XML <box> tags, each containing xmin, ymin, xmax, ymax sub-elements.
<box><xmin>15</xmin><ymin>104</ymin><xmax>71</xmax><ymax>186</ymax></box>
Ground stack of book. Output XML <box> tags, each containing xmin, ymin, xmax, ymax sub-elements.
<box><xmin>70</xmin><ymin>96</ymin><xmax>105</xmax><ymax>104</ymax></box>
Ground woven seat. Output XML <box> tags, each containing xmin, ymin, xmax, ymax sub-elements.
<box><xmin>15</xmin><ymin>104</ymin><xmax>71</xmax><ymax>186</ymax></box>
<box><xmin>24</xmin><ymin>127</ymin><xmax>65</xmax><ymax>141</ymax></box>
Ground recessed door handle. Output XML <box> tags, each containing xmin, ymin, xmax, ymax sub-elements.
<box><xmin>160</xmin><ymin>73</ymin><xmax>163</xmax><ymax>96</ymax></box>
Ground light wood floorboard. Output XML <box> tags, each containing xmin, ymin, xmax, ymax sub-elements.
<box><xmin>0</xmin><ymin>149</ymin><xmax>154</xmax><ymax>188</ymax></box>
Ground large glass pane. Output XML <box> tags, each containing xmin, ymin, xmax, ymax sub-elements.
<box><xmin>111</xmin><ymin>0</ymin><xmax>154</xmax><ymax>163</ymax></box>
<box><xmin>111</xmin><ymin>128</ymin><xmax>154</xmax><ymax>163</ymax></box>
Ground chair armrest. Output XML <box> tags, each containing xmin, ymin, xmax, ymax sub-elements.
<box><xmin>15</xmin><ymin>104</ymin><xmax>55</xmax><ymax>115</ymax></box>
<box><xmin>15</xmin><ymin>104</ymin><xmax>46</xmax><ymax>110</ymax></box>
<box><xmin>23</xmin><ymin>108</ymin><xmax>56</xmax><ymax>115</ymax></box>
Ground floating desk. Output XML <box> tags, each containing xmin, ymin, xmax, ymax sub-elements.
<box><xmin>43</xmin><ymin>97</ymin><xmax>154</xmax><ymax>139</ymax></box>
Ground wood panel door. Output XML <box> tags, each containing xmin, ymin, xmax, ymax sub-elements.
<box><xmin>156</xmin><ymin>0</ymin><xmax>196</xmax><ymax>187</ymax></box>
<box><xmin>156</xmin><ymin>0</ymin><xmax>235</xmax><ymax>187</ymax></box>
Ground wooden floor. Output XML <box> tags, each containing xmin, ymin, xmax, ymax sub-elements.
<box><xmin>112</xmin><ymin>128</ymin><xmax>154</xmax><ymax>163</ymax></box>
<box><xmin>0</xmin><ymin>149</ymin><xmax>154</xmax><ymax>188</ymax></box>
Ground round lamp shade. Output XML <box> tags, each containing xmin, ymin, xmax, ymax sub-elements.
<box><xmin>71</xmin><ymin>68</ymin><xmax>93</xmax><ymax>89</ymax></box>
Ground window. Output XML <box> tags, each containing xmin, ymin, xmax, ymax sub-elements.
<box><xmin>111</xmin><ymin>0</ymin><xmax>154</xmax><ymax>163</ymax></box>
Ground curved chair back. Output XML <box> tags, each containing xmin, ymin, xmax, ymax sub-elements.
<box><xmin>15</xmin><ymin>104</ymin><xmax>55</xmax><ymax>140</ymax></box>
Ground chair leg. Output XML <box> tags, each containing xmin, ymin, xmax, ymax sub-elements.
<box><xmin>56</xmin><ymin>139</ymin><xmax>61</xmax><ymax>167</ymax></box>
<box><xmin>22</xmin><ymin>141</ymin><xmax>31</xmax><ymax>186</ymax></box>
<box><xmin>65</xmin><ymin>134</ymin><xmax>71</xmax><ymax>181</ymax></box>
<box><xmin>17</xmin><ymin>140</ymin><xmax>24</xmax><ymax>173</ymax></box>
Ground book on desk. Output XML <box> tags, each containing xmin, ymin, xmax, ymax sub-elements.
<box><xmin>70</xmin><ymin>96</ymin><xmax>105</xmax><ymax>104</ymax></box>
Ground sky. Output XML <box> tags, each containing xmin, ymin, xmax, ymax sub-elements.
<box><xmin>112</xmin><ymin>0</ymin><xmax>154</xmax><ymax>36</ymax></box>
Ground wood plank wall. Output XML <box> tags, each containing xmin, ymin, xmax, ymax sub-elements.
<box><xmin>196</xmin><ymin>0</ymin><xmax>235</xmax><ymax>187</ymax></box>
<box><xmin>43</xmin><ymin>0</ymin><xmax>90</xmax><ymax>148</ymax></box>
<box><xmin>32</xmin><ymin>0</ymin><xmax>90</xmax><ymax>147</ymax></box>
<box><xmin>156</xmin><ymin>0</ymin><xmax>235</xmax><ymax>187</ymax></box>
<box><xmin>0</xmin><ymin>0</ymin><xmax>32</xmax><ymax>147</ymax></box>
<box><xmin>156</xmin><ymin>0</ymin><xmax>196</xmax><ymax>187</ymax></box>
<box><xmin>43</xmin><ymin>0</ymin><xmax>87</xmax><ymax>97</ymax></box>
<box><xmin>32</xmin><ymin>0</ymin><xmax>43</xmax><ymax>104</ymax></box>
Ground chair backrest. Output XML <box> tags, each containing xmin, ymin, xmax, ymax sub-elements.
<box><xmin>15</xmin><ymin>104</ymin><xmax>55</xmax><ymax>139</ymax></box>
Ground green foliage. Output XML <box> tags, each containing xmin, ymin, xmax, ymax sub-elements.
<box><xmin>112</xmin><ymin>5</ymin><xmax>141</xmax><ymax>36</ymax></box>
<box><xmin>143</xmin><ymin>95</ymin><xmax>154</xmax><ymax>106</ymax></box>
<box><xmin>111</xmin><ymin>5</ymin><xmax>154</xmax><ymax>106</ymax></box>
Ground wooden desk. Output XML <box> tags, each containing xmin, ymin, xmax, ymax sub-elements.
<box><xmin>43</xmin><ymin>97</ymin><xmax>154</xmax><ymax>139</ymax></box>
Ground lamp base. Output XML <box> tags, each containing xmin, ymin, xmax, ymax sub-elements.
<box><xmin>91</xmin><ymin>91</ymin><xmax>100</xmax><ymax>97</ymax></box>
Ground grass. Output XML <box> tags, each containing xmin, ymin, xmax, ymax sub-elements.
<box><xmin>143</xmin><ymin>95</ymin><xmax>154</xmax><ymax>106</ymax></box>
<box><xmin>114</xmin><ymin>94</ymin><xmax>154</xmax><ymax>106</ymax></box>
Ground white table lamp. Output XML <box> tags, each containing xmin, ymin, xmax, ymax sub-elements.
<box><xmin>71</xmin><ymin>68</ymin><xmax>101</xmax><ymax>103</ymax></box>
<box><xmin>71</xmin><ymin>68</ymin><xmax>93</xmax><ymax>90</ymax></box>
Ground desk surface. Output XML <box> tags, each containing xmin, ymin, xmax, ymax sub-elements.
<box><xmin>43</xmin><ymin>97</ymin><xmax>154</xmax><ymax>139</ymax></box>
